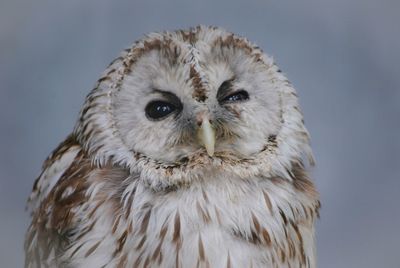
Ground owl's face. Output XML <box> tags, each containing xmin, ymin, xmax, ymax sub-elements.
<box><xmin>76</xmin><ymin>26</ymin><xmax>310</xmax><ymax>186</ymax></box>
<box><xmin>113</xmin><ymin>30</ymin><xmax>282</xmax><ymax>164</ymax></box>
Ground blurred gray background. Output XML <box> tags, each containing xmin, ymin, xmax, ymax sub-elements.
<box><xmin>1</xmin><ymin>0</ymin><xmax>399</xmax><ymax>267</ymax></box>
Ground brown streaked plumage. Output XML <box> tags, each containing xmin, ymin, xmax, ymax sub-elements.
<box><xmin>25</xmin><ymin>26</ymin><xmax>319</xmax><ymax>268</ymax></box>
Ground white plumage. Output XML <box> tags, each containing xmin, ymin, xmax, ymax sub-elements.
<box><xmin>25</xmin><ymin>26</ymin><xmax>320</xmax><ymax>268</ymax></box>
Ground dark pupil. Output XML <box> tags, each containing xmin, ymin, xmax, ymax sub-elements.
<box><xmin>145</xmin><ymin>101</ymin><xmax>176</xmax><ymax>119</ymax></box>
<box><xmin>223</xmin><ymin>90</ymin><xmax>249</xmax><ymax>103</ymax></box>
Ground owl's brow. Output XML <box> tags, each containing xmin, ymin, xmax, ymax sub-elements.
<box><xmin>151</xmin><ymin>89</ymin><xmax>182</xmax><ymax>107</ymax></box>
<box><xmin>216</xmin><ymin>77</ymin><xmax>236</xmax><ymax>100</ymax></box>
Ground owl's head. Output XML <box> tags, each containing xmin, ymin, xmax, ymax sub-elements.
<box><xmin>74</xmin><ymin>26</ymin><xmax>313</xmax><ymax>189</ymax></box>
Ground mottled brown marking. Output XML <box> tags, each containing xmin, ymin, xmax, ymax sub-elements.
<box><xmin>308</xmin><ymin>206</ymin><xmax>314</xmax><ymax>220</ymax></box>
<box><xmin>106</xmin><ymin>56</ymin><xmax>124</xmax><ymax>68</ymax></box>
<box><xmin>41</xmin><ymin>134</ymin><xmax>79</xmax><ymax>172</ymax></box>
<box><xmin>128</xmin><ymin>220</ymin><xmax>133</xmax><ymax>233</ymax></box>
<box><xmin>202</xmin><ymin>189</ymin><xmax>209</xmax><ymax>203</ymax></box>
<box><xmin>215</xmin><ymin>34</ymin><xmax>263</xmax><ymax>63</ymax></box>
<box><xmin>214</xmin><ymin>206</ymin><xmax>222</xmax><ymax>225</ymax></box>
<box><xmin>136</xmin><ymin>38</ymin><xmax>180</xmax><ymax>67</ymax></box>
<box><xmin>134</xmin><ymin>252</ymin><xmax>143</xmax><ymax>267</ymax></box>
<box><xmin>288</xmin><ymin>205</ymin><xmax>296</xmax><ymax>221</ymax></box>
<box><xmin>291</xmin><ymin>163</ymin><xmax>318</xmax><ymax>199</ymax></box>
<box><xmin>165</xmin><ymin>167</ymin><xmax>174</xmax><ymax>176</ymax></box>
<box><xmin>271</xmin><ymin>254</ymin><xmax>276</xmax><ymax>265</ymax></box>
<box><xmin>113</xmin><ymin>230</ymin><xmax>127</xmax><ymax>256</ymax></box>
<box><xmin>226</xmin><ymin>252</ymin><xmax>231</xmax><ymax>268</ymax></box>
<box><xmin>84</xmin><ymin>240</ymin><xmax>101</xmax><ymax>257</ymax></box>
<box><xmin>152</xmin><ymin>241</ymin><xmax>163</xmax><ymax>261</ymax></box>
<box><xmin>232</xmin><ymin>228</ymin><xmax>261</xmax><ymax>245</ymax></box>
<box><xmin>139</xmin><ymin>208</ymin><xmax>152</xmax><ymax>234</ymax></box>
<box><xmin>143</xmin><ymin>255</ymin><xmax>151</xmax><ymax>268</ymax></box>
<box><xmin>279</xmin><ymin>208</ymin><xmax>288</xmax><ymax>226</ymax></box>
<box><xmin>76</xmin><ymin>220</ymin><xmax>96</xmax><ymax>241</ymax></box>
<box><xmin>316</xmin><ymin>200</ymin><xmax>321</xmax><ymax>218</ymax></box>
<box><xmin>288</xmin><ymin>239</ymin><xmax>295</xmax><ymax>259</ymax></box>
<box><xmin>88</xmin><ymin>199</ymin><xmax>106</xmax><ymax>219</ymax></box>
<box><xmin>250</xmin><ymin>230</ymin><xmax>262</xmax><ymax>244</ymax></box>
<box><xmin>262</xmin><ymin>228</ymin><xmax>272</xmax><ymax>246</ymax></box>
<box><xmin>42</xmin><ymin>150</ymin><xmax>92</xmax><ymax>232</ymax></box>
<box><xmin>116</xmin><ymin>254</ymin><xmax>127</xmax><ymax>268</ymax></box>
<box><xmin>262</xmin><ymin>191</ymin><xmax>273</xmax><ymax>213</ymax></box>
<box><xmin>252</xmin><ymin>213</ymin><xmax>261</xmax><ymax>233</ymax></box>
<box><xmin>214</xmin><ymin>120</ymin><xmax>238</xmax><ymax>141</ymax></box>
<box><xmin>158</xmin><ymin>251</ymin><xmax>163</xmax><ymax>265</ymax></box>
<box><xmin>283</xmin><ymin>226</ymin><xmax>288</xmax><ymax>239</ymax></box>
<box><xmin>190</xmin><ymin>65</ymin><xmax>207</xmax><ymax>102</ymax></box>
<box><xmin>226</xmin><ymin>106</ymin><xmax>241</xmax><ymax>118</ymax></box>
<box><xmin>124</xmin><ymin>202</ymin><xmax>132</xmax><ymax>221</ymax></box>
<box><xmin>175</xmin><ymin>248</ymin><xmax>180</xmax><ymax>268</ymax></box>
<box><xmin>290</xmin><ymin>221</ymin><xmax>306</xmax><ymax>264</ymax></box>
<box><xmin>30</xmin><ymin>134</ymin><xmax>79</xmax><ymax>202</ymax></box>
<box><xmin>112</xmin><ymin>215</ymin><xmax>121</xmax><ymax>234</ymax></box>
<box><xmin>268</xmin><ymin>175</ymin><xmax>284</xmax><ymax>185</ymax></box>
<box><xmin>197</xmin><ymin>201</ymin><xmax>211</xmax><ymax>223</ymax></box>
<box><xmin>300</xmin><ymin>204</ymin><xmax>309</xmax><ymax>221</ymax></box>
<box><xmin>69</xmin><ymin>242</ymin><xmax>85</xmax><ymax>258</ymax></box>
<box><xmin>179</xmin><ymin>28</ymin><xmax>199</xmax><ymax>44</ymax></box>
<box><xmin>106</xmin><ymin>67</ymin><xmax>116</xmax><ymax>76</ymax></box>
<box><xmin>135</xmin><ymin>235</ymin><xmax>146</xmax><ymax>250</ymax></box>
<box><xmin>159</xmin><ymin>225</ymin><xmax>168</xmax><ymax>241</ymax></box>
<box><xmin>25</xmin><ymin>229</ymin><xmax>36</xmax><ymax>253</ymax></box>
<box><xmin>198</xmin><ymin>234</ymin><xmax>206</xmax><ymax>262</ymax></box>
<box><xmin>280</xmin><ymin>247</ymin><xmax>286</xmax><ymax>263</ymax></box>
<box><xmin>97</xmin><ymin>75</ymin><xmax>111</xmax><ymax>84</ymax></box>
<box><xmin>173</xmin><ymin>211</ymin><xmax>181</xmax><ymax>244</ymax></box>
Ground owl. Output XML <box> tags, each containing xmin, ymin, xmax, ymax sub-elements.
<box><xmin>25</xmin><ymin>26</ymin><xmax>320</xmax><ymax>268</ymax></box>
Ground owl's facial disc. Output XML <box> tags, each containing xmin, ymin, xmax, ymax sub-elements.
<box><xmin>142</xmin><ymin>78</ymin><xmax>252</xmax><ymax>158</ymax></box>
<box><xmin>113</xmin><ymin>31</ymin><xmax>283</xmax><ymax>165</ymax></box>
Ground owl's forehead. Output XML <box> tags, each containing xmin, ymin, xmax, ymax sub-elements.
<box><xmin>123</xmin><ymin>26</ymin><xmax>267</xmax><ymax>102</ymax></box>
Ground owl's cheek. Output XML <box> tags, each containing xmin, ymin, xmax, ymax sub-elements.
<box><xmin>224</xmin><ymin>122</ymin><xmax>268</xmax><ymax>156</ymax></box>
<box><xmin>226</xmin><ymin>138</ymin><xmax>265</xmax><ymax>157</ymax></box>
<box><xmin>224</xmin><ymin>105</ymin><xmax>243</xmax><ymax>119</ymax></box>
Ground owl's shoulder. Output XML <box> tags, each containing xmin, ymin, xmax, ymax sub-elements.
<box><xmin>27</xmin><ymin>134</ymin><xmax>81</xmax><ymax>211</ymax></box>
<box><xmin>25</xmin><ymin>134</ymin><xmax>130</xmax><ymax>267</ymax></box>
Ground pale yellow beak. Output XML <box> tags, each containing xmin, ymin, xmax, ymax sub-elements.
<box><xmin>197</xmin><ymin>119</ymin><xmax>216</xmax><ymax>157</ymax></box>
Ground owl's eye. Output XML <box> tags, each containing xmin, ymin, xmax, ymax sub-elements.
<box><xmin>220</xmin><ymin>90</ymin><xmax>249</xmax><ymax>103</ymax></box>
<box><xmin>145</xmin><ymin>101</ymin><xmax>178</xmax><ymax>120</ymax></box>
<box><xmin>217</xmin><ymin>79</ymin><xmax>249</xmax><ymax>104</ymax></box>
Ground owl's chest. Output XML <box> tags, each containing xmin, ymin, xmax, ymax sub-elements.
<box><xmin>69</xmin><ymin>178</ymin><xmax>316</xmax><ymax>267</ymax></box>
<box><xmin>105</xmin><ymin>179</ymin><xmax>316</xmax><ymax>268</ymax></box>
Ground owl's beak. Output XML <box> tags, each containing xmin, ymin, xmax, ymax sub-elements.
<box><xmin>197</xmin><ymin>118</ymin><xmax>215</xmax><ymax>157</ymax></box>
